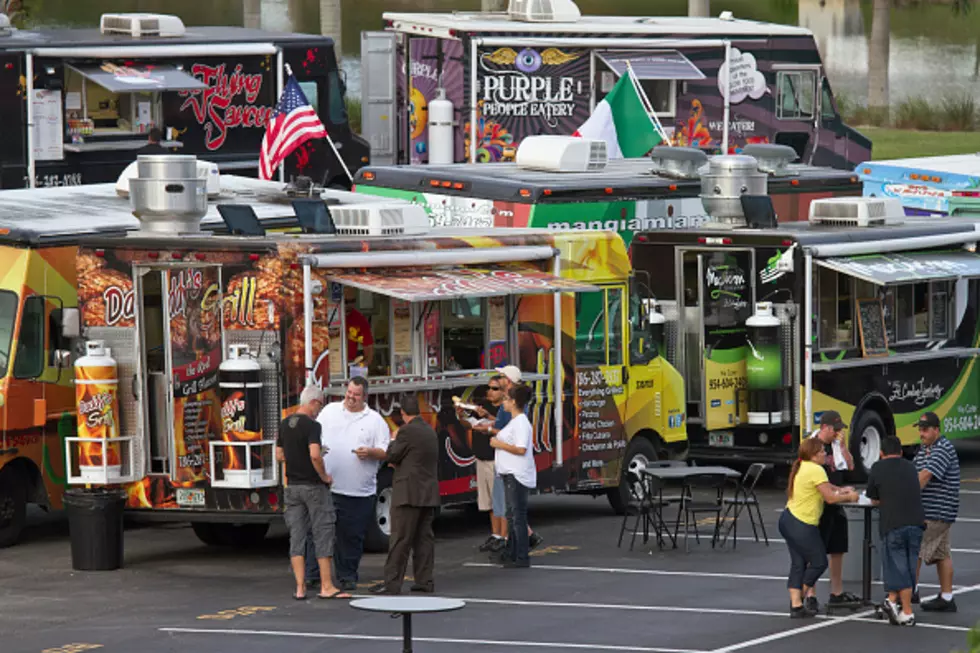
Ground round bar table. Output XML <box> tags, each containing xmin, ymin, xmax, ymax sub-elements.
<box><xmin>350</xmin><ymin>596</ymin><xmax>466</xmax><ymax>653</ymax></box>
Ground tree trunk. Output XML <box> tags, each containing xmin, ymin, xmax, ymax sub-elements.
<box><xmin>482</xmin><ymin>0</ymin><xmax>508</xmax><ymax>11</ymax></box>
<box><xmin>688</xmin><ymin>0</ymin><xmax>710</xmax><ymax>17</ymax></box>
<box><xmin>242</xmin><ymin>0</ymin><xmax>260</xmax><ymax>29</ymax></box>
<box><xmin>866</xmin><ymin>0</ymin><xmax>891</xmax><ymax>111</ymax></box>
<box><xmin>319</xmin><ymin>0</ymin><xmax>342</xmax><ymax>62</ymax></box>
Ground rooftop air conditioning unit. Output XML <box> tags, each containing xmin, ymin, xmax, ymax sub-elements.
<box><xmin>100</xmin><ymin>13</ymin><xmax>187</xmax><ymax>38</ymax></box>
<box><xmin>0</xmin><ymin>14</ymin><xmax>12</xmax><ymax>37</ymax></box>
<box><xmin>507</xmin><ymin>0</ymin><xmax>581</xmax><ymax>23</ymax></box>
<box><xmin>809</xmin><ymin>197</ymin><xmax>904</xmax><ymax>228</ymax></box>
<box><xmin>330</xmin><ymin>203</ymin><xmax>429</xmax><ymax>236</ymax></box>
<box><xmin>516</xmin><ymin>135</ymin><xmax>607</xmax><ymax>173</ymax></box>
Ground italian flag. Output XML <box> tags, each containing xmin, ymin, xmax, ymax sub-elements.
<box><xmin>573</xmin><ymin>72</ymin><xmax>664</xmax><ymax>159</ymax></box>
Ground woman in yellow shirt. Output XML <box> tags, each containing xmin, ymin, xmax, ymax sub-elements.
<box><xmin>778</xmin><ymin>437</ymin><xmax>859</xmax><ymax>618</ymax></box>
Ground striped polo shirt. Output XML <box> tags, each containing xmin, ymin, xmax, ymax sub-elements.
<box><xmin>913</xmin><ymin>436</ymin><xmax>960</xmax><ymax>523</ymax></box>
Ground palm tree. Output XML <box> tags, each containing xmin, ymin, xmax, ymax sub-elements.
<box><xmin>688</xmin><ymin>0</ymin><xmax>710</xmax><ymax>17</ymax></box>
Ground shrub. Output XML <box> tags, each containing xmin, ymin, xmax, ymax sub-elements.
<box><xmin>893</xmin><ymin>96</ymin><xmax>938</xmax><ymax>131</ymax></box>
<box><xmin>345</xmin><ymin>96</ymin><xmax>362</xmax><ymax>134</ymax></box>
<box><xmin>940</xmin><ymin>93</ymin><xmax>978</xmax><ymax>132</ymax></box>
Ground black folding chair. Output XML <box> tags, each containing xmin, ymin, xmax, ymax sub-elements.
<box><xmin>673</xmin><ymin>473</ymin><xmax>727</xmax><ymax>553</ymax></box>
<box><xmin>617</xmin><ymin>471</ymin><xmax>674</xmax><ymax>551</ymax></box>
<box><xmin>720</xmin><ymin>463</ymin><xmax>770</xmax><ymax>548</ymax></box>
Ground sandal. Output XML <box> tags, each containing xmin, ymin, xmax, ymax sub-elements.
<box><xmin>318</xmin><ymin>590</ymin><xmax>353</xmax><ymax>600</ymax></box>
<box><xmin>293</xmin><ymin>593</ymin><xmax>307</xmax><ymax>600</ymax></box>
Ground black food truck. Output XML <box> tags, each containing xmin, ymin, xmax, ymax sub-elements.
<box><xmin>0</xmin><ymin>12</ymin><xmax>369</xmax><ymax>189</ymax></box>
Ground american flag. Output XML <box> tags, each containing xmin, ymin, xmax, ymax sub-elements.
<box><xmin>258</xmin><ymin>76</ymin><xmax>327</xmax><ymax>180</ymax></box>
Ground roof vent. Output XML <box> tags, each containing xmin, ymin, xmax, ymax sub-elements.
<box><xmin>128</xmin><ymin>155</ymin><xmax>208</xmax><ymax>234</ymax></box>
<box><xmin>516</xmin><ymin>135</ymin><xmax>607</xmax><ymax>172</ymax></box>
<box><xmin>329</xmin><ymin>203</ymin><xmax>429</xmax><ymax>237</ymax></box>
<box><xmin>507</xmin><ymin>0</ymin><xmax>581</xmax><ymax>23</ymax></box>
<box><xmin>100</xmin><ymin>13</ymin><xmax>186</xmax><ymax>38</ymax></box>
<box><xmin>649</xmin><ymin>146</ymin><xmax>708</xmax><ymax>179</ymax></box>
<box><xmin>741</xmin><ymin>143</ymin><xmax>798</xmax><ymax>176</ymax></box>
<box><xmin>0</xmin><ymin>14</ymin><xmax>12</xmax><ymax>37</ymax></box>
<box><xmin>809</xmin><ymin>197</ymin><xmax>904</xmax><ymax>228</ymax></box>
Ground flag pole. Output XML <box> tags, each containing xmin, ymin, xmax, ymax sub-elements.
<box><xmin>281</xmin><ymin>64</ymin><xmax>354</xmax><ymax>186</ymax></box>
<box><xmin>625</xmin><ymin>61</ymin><xmax>671</xmax><ymax>147</ymax></box>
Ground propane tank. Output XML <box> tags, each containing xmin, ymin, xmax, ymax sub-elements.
<box><xmin>745</xmin><ymin>302</ymin><xmax>783</xmax><ymax>425</ymax></box>
<box><xmin>74</xmin><ymin>340</ymin><xmax>122</xmax><ymax>481</ymax></box>
<box><xmin>219</xmin><ymin>344</ymin><xmax>264</xmax><ymax>484</ymax></box>
<box><xmin>427</xmin><ymin>88</ymin><xmax>454</xmax><ymax>165</ymax></box>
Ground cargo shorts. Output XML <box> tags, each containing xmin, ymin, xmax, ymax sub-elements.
<box><xmin>284</xmin><ymin>484</ymin><xmax>336</xmax><ymax>559</ymax></box>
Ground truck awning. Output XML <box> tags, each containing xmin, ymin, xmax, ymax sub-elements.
<box><xmin>328</xmin><ymin>264</ymin><xmax>599</xmax><ymax>302</ymax></box>
<box><xmin>597</xmin><ymin>50</ymin><xmax>705</xmax><ymax>80</ymax></box>
<box><xmin>816</xmin><ymin>250</ymin><xmax>980</xmax><ymax>285</ymax></box>
<box><xmin>67</xmin><ymin>63</ymin><xmax>206</xmax><ymax>93</ymax></box>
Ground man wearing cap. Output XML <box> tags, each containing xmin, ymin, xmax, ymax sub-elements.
<box><xmin>805</xmin><ymin>410</ymin><xmax>858</xmax><ymax>611</ymax></box>
<box><xmin>913</xmin><ymin>411</ymin><xmax>960</xmax><ymax>612</ymax></box>
<box><xmin>488</xmin><ymin>365</ymin><xmax>543</xmax><ymax>553</ymax></box>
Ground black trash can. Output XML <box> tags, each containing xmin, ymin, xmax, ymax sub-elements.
<box><xmin>64</xmin><ymin>488</ymin><xmax>126</xmax><ymax>571</ymax></box>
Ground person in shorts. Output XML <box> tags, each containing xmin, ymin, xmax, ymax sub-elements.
<box><xmin>866</xmin><ymin>435</ymin><xmax>925</xmax><ymax>626</ymax></box>
<box><xmin>276</xmin><ymin>385</ymin><xmax>350</xmax><ymax>600</ymax></box>
<box><xmin>456</xmin><ymin>374</ymin><xmax>507</xmax><ymax>552</ymax></box>
<box><xmin>914</xmin><ymin>411</ymin><xmax>960</xmax><ymax>612</ymax></box>
<box><xmin>806</xmin><ymin>410</ymin><xmax>859</xmax><ymax>610</ymax></box>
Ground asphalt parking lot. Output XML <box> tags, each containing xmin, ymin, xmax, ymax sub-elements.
<box><xmin>6</xmin><ymin>451</ymin><xmax>980</xmax><ymax>653</ymax></box>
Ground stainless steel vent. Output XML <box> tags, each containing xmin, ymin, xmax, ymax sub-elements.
<box><xmin>699</xmin><ymin>154</ymin><xmax>767</xmax><ymax>227</ymax></box>
<box><xmin>129</xmin><ymin>155</ymin><xmax>208</xmax><ymax>234</ymax></box>
<box><xmin>649</xmin><ymin>146</ymin><xmax>708</xmax><ymax>180</ymax></box>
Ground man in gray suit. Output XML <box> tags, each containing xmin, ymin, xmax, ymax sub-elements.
<box><xmin>370</xmin><ymin>393</ymin><xmax>440</xmax><ymax>594</ymax></box>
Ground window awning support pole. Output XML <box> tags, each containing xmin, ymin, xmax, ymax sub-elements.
<box><xmin>553</xmin><ymin>251</ymin><xmax>564</xmax><ymax>468</ymax></box>
<box><xmin>26</xmin><ymin>53</ymin><xmax>35</xmax><ymax>188</ymax></box>
<box><xmin>303</xmin><ymin>262</ymin><xmax>314</xmax><ymax>385</ymax></box>
<box><xmin>277</xmin><ymin>49</ymin><xmax>285</xmax><ymax>184</ymax></box>
<box><xmin>803</xmin><ymin>252</ymin><xmax>813</xmax><ymax>433</ymax></box>
<box><xmin>722</xmin><ymin>40</ymin><xmax>731</xmax><ymax>156</ymax></box>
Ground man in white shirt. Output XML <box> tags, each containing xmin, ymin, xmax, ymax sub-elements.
<box><xmin>319</xmin><ymin>376</ymin><xmax>390</xmax><ymax>591</ymax></box>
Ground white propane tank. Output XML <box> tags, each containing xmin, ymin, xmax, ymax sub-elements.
<box><xmin>218</xmin><ymin>344</ymin><xmax>264</xmax><ymax>486</ymax></box>
<box><xmin>74</xmin><ymin>340</ymin><xmax>123</xmax><ymax>482</ymax></box>
<box><xmin>427</xmin><ymin>88</ymin><xmax>454</xmax><ymax>165</ymax></box>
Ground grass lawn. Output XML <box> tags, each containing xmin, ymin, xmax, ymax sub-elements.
<box><xmin>861</xmin><ymin>127</ymin><xmax>980</xmax><ymax>160</ymax></box>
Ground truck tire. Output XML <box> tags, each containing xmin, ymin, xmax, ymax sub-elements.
<box><xmin>192</xmin><ymin>522</ymin><xmax>269</xmax><ymax>547</ymax></box>
<box><xmin>607</xmin><ymin>437</ymin><xmax>658</xmax><ymax>515</ymax></box>
<box><xmin>364</xmin><ymin>468</ymin><xmax>393</xmax><ymax>554</ymax></box>
<box><xmin>850</xmin><ymin>411</ymin><xmax>886</xmax><ymax>483</ymax></box>
<box><xmin>0</xmin><ymin>470</ymin><xmax>26</xmax><ymax>548</ymax></box>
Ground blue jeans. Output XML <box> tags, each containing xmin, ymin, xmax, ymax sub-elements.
<box><xmin>882</xmin><ymin>525</ymin><xmax>924</xmax><ymax>593</ymax></box>
<box><xmin>502</xmin><ymin>474</ymin><xmax>530</xmax><ymax>566</ymax></box>
<box><xmin>778</xmin><ymin>509</ymin><xmax>827</xmax><ymax>590</ymax></box>
<box><xmin>333</xmin><ymin>493</ymin><xmax>375</xmax><ymax>585</ymax></box>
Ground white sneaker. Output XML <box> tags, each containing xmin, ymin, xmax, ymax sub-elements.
<box><xmin>882</xmin><ymin>599</ymin><xmax>899</xmax><ymax>625</ymax></box>
<box><xmin>896</xmin><ymin>611</ymin><xmax>916</xmax><ymax>626</ymax></box>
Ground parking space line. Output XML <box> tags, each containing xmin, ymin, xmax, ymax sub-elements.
<box><xmin>158</xmin><ymin>627</ymin><xmax>707</xmax><ymax>653</ymax></box>
<box><xmin>651</xmin><ymin>531</ymin><xmax>980</xmax><ymax>554</ymax></box>
<box><xmin>853</xmin><ymin>617</ymin><xmax>971</xmax><ymax>633</ymax></box>
<box><xmin>462</xmin><ymin>562</ymin><xmax>951</xmax><ymax>589</ymax></box>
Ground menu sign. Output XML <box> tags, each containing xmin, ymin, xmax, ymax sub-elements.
<box><xmin>575</xmin><ymin>368</ymin><xmax>626</xmax><ymax>483</ymax></box>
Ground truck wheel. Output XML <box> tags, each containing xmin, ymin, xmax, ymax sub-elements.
<box><xmin>0</xmin><ymin>470</ymin><xmax>26</xmax><ymax>548</ymax></box>
<box><xmin>193</xmin><ymin>522</ymin><xmax>269</xmax><ymax>547</ymax></box>
<box><xmin>364</xmin><ymin>468</ymin><xmax>393</xmax><ymax>553</ymax></box>
<box><xmin>607</xmin><ymin>437</ymin><xmax>658</xmax><ymax>515</ymax></box>
<box><xmin>850</xmin><ymin>411</ymin><xmax>886</xmax><ymax>482</ymax></box>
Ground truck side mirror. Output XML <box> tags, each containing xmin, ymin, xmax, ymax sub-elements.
<box><xmin>61</xmin><ymin>307</ymin><xmax>80</xmax><ymax>339</ymax></box>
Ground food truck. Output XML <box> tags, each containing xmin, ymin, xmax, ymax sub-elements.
<box><xmin>630</xmin><ymin>182</ymin><xmax>980</xmax><ymax>478</ymax></box>
<box><xmin>353</xmin><ymin>140</ymin><xmax>861</xmax><ymax>246</ymax></box>
<box><xmin>360</xmin><ymin>0</ymin><xmax>871</xmax><ymax>170</ymax></box>
<box><xmin>857</xmin><ymin>154</ymin><xmax>980</xmax><ymax>217</ymax></box>
<box><xmin>0</xmin><ymin>13</ymin><xmax>367</xmax><ymax>189</ymax></box>
<box><xmin>0</xmin><ymin>153</ymin><xmax>686</xmax><ymax>549</ymax></box>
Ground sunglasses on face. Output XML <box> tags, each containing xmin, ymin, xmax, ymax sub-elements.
<box><xmin>488</xmin><ymin>386</ymin><xmax>501</xmax><ymax>391</ymax></box>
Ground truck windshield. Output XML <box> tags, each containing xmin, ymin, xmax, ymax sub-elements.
<box><xmin>0</xmin><ymin>291</ymin><xmax>16</xmax><ymax>377</ymax></box>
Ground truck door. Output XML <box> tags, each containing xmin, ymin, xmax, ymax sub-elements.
<box><xmin>811</xmin><ymin>75</ymin><xmax>849</xmax><ymax>168</ymax></box>
<box><xmin>624</xmin><ymin>282</ymin><xmax>669</xmax><ymax>440</ymax></box>
<box><xmin>137</xmin><ymin>265</ymin><xmax>223</xmax><ymax>489</ymax></box>
<box><xmin>573</xmin><ymin>285</ymin><xmax>628</xmax><ymax>485</ymax></box>
<box><xmin>678</xmin><ymin>249</ymin><xmax>754</xmax><ymax>435</ymax></box>
<box><xmin>360</xmin><ymin>32</ymin><xmax>398</xmax><ymax>166</ymax></box>
<box><xmin>773</xmin><ymin>67</ymin><xmax>818</xmax><ymax>163</ymax></box>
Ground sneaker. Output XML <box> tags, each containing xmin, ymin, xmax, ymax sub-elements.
<box><xmin>478</xmin><ymin>536</ymin><xmax>498</xmax><ymax>552</ymax></box>
<box><xmin>896</xmin><ymin>611</ymin><xmax>916</xmax><ymax>626</ymax></box>
<box><xmin>921</xmin><ymin>596</ymin><xmax>957</xmax><ymax>613</ymax></box>
<box><xmin>488</xmin><ymin>537</ymin><xmax>507</xmax><ymax>552</ymax></box>
<box><xmin>789</xmin><ymin>605</ymin><xmax>816</xmax><ymax>619</ymax></box>
<box><xmin>805</xmin><ymin>596</ymin><xmax>819</xmax><ymax>613</ymax></box>
<box><xmin>911</xmin><ymin>589</ymin><xmax>920</xmax><ymax>605</ymax></box>
<box><xmin>828</xmin><ymin>592</ymin><xmax>860</xmax><ymax>606</ymax></box>
<box><xmin>529</xmin><ymin>532</ymin><xmax>544</xmax><ymax>550</ymax></box>
<box><xmin>882</xmin><ymin>599</ymin><xmax>900</xmax><ymax>625</ymax></box>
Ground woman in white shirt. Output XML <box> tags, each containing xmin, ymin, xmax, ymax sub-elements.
<box><xmin>490</xmin><ymin>383</ymin><xmax>536</xmax><ymax>568</ymax></box>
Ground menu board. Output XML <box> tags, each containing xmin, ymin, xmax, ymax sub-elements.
<box><xmin>487</xmin><ymin>296</ymin><xmax>508</xmax><ymax>367</ymax></box>
<box><xmin>392</xmin><ymin>300</ymin><xmax>413</xmax><ymax>375</ymax></box>
<box><xmin>576</xmin><ymin>368</ymin><xmax>627</xmax><ymax>481</ymax></box>
<box><xmin>32</xmin><ymin>90</ymin><xmax>64</xmax><ymax>161</ymax></box>
<box><xmin>857</xmin><ymin>298</ymin><xmax>889</xmax><ymax>357</ymax></box>
<box><xmin>328</xmin><ymin>283</ymin><xmax>343</xmax><ymax>379</ymax></box>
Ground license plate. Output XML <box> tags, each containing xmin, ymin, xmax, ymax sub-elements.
<box><xmin>176</xmin><ymin>488</ymin><xmax>206</xmax><ymax>507</ymax></box>
<box><xmin>708</xmin><ymin>432</ymin><xmax>734</xmax><ymax>448</ymax></box>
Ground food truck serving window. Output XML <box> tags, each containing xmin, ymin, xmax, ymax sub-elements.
<box><xmin>596</xmin><ymin>51</ymin><xmax>703</xmax><ymax>119</ymax></box>
<box><xmin>815</xmin><ymin>251</ymin><xmax>980</xmax><ymax>350</ymax></box>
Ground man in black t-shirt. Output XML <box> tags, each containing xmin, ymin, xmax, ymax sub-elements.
<box><xmin>276</xmin><ymin>386</ymin><xmax>351</xmax><ymax>600</ymax></box>
<box><xmin>456</xmin><ymin>375</ymin><xmax>505</xmax><ymax>552</ymax></box>
<box><xmin>868</xmin><ymin>435</ymin><xmax>926</xmax><ymax>626</ymax></box>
